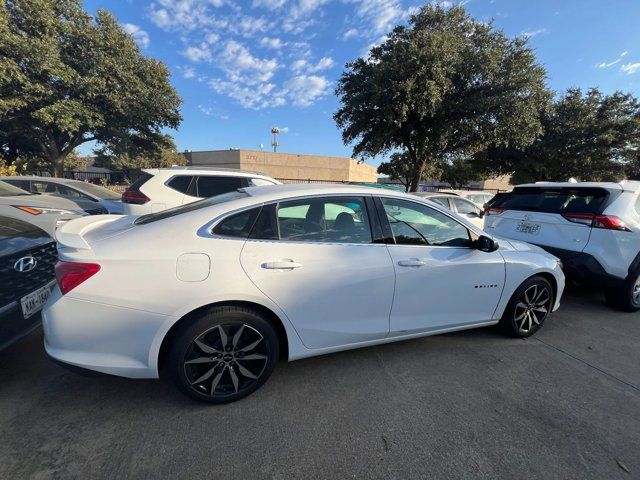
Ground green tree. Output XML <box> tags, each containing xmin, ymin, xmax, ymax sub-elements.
<box><xmin>94</xmin><ymin>134</ymin><xmax>186</xmax><ymax>174</ymax></box>
<box><xmin>476</xmin><ymin>88</ymin><xmax>640</xmax><ymax>184</ymax></box>
<box><xmin>0</xmin><ymin>0</ymin><xmax>182</xmax><ymax>176</ymax></box>
<box><xmin>334</xmin><ymin>5</ymin><xmax>550</xmax><ymax>191</ymax></box>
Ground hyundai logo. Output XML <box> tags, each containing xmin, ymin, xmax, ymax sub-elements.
<box><xmin>14</xmin><ymin>256</ymin><xmax>37</xmax><ymax>273</ymax></box>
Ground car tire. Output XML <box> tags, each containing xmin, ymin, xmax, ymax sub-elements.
<box><xmin>169</xmin><ymin>306</ymin><xmax>279</xmax><ymax>404</ymax></box>
<box><xmin>499</xmin><ymin>276</ymin><xmax>554</xmax><ymax>338</ymax></box>
<box><xmin>604</xmin><ymin>268</ymin><xmax>640</xmax><ymax>312</ymax></box>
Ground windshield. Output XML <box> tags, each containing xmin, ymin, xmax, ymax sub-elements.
<box><xmin>68</xmin><ymin>180</ymin><xmax>122</xmax><ymax>200</ymax></box>
<box><xmin>0</xmin><ymin>180</ymin><xmax>31</xmax><ymax>197</ymax></box>
<box><xmin>500</xmin><ymin>187</ymin><xmax>608</xmax><ymax>214</ymax></box>
<box><xmin>135</xmin><ymin>190</ymin><xmax>249</xmax><ymax>225</ymax></box>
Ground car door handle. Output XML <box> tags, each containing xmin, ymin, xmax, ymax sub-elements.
<box><xmin>397</xmin><ymin>258</ymin><xmax>426</xmax><ymax>267</ymax></box>
<box><xmin>261</xmin><ymin>260</ymin><xmax>303</xmax><ymax>270</ymax></box>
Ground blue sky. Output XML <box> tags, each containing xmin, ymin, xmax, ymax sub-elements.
<box><xmin>82</xmin><ymin>0</ymin><xmax>640</xmax><ymax>167</ymax></box>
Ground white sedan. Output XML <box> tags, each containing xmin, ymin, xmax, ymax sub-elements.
<box><xmin>44</xmin><ymin>184</ymin><xmax>565</xmax><ymax>403</ymax></box>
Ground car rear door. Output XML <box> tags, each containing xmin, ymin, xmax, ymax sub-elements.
<box><xmin>240</xmin><ymin>195</ymin><xmax>395</xmax><ymax>349</ymax></box>
<box><xmin>484</xmin><ymin>187</ymin><xmax>611</xmax><ymax>252</ymax></box>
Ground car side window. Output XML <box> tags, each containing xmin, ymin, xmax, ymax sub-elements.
<box><xmin>380</xmin><ymin>198</ymin><xmax>471</xmax><ymax>247</ymax></box>
<box><xmin>56</xmin><ymin>184</ymin><xmax>90</xmax><ymax>200</ymax></box>
<box><xmin>276</xmin><ymin>196</ymin><xmax>372</xmax><ymax>243</ymax></box>
<box><xmin>451</xmin><ymin>197</ymin><xmax>480</xmax><ymax>215</ymax></box>
<box><xmin>167</xmin><ymin>175</ymin><xmax>194</xmax><ymax>194</ymax></box>
<box><xmin>196</xmin><ymin>176</ymin><xmax>246</xmax><ymax>198</ymax></box>
<box><xmin>31</xmin><ymin>181</ymin><xmax>57</xmax><ymax>194</ymax></box>
<box><xmin>213</xmin><ymin>207</ymin><xmax>261</xmax><ymax>238</ymax></box>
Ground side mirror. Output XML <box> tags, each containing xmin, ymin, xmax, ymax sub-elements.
<box><xmin>476</xmin><ymin>235</ymin><xmax>499</xmax><ymax>252</ymax></box>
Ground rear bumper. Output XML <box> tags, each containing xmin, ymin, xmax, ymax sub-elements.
<box><xmin>536</xmin><ymin>245</ymin><xmax>625</xmax><ymax>287</ymax></box>
<box><xmin>42</xmin><ymin>288</ymin><xmax>169</xmax><ymax>379</ymax></box>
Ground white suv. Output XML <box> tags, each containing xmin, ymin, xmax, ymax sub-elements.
<box><xmin>484</xmin><ymin>181</ymin><xmax>640</xmax><ymax>311</ymax></box>
<box><xmin>122</xmin><ymin>167</ymin><xmax>280</xmax><ymax>215</ymax></box>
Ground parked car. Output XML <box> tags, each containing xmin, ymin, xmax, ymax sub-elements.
<box><xmin>484</xmin><ymin>181</ymin><xmax>640</xmax><ymax>311</ymax></box>
<box><xmin>44</xmin><ymin>184</ymin><xmax>564</xmax><ymax>403</ymax></box>
<box><xmin>2</xmin><ymin>176</ymin><xmax>123</xmax><ymax>214</ymax></box>
<box><xmin>1</xmin><ymin>216</ymin><xmax>57</xmax><ymax>351</ymax></box>
<box><xmin>121</xmin><ymin>167</ymin><xmax>280</xmax><ymax>215</ymax></box>
<box><xmin>441</xmin><ymin>190</ymin><xmax>496</xmax><ymax>208</ymax></box>
<box><xmin>412</xmin><ymin>192</ymin><xmax>485</xmax><ymax>229</ymax></box>
<box><xmin>0</xmin><ymin>180</ymin><xmax>87</xmax><ymax>235</ymax></box>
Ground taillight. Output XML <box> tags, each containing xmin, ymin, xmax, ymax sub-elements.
<box><xmin>593</xmin><ymin>215</ymin><xmax>631</xmax><ymax>231</ymax></box>
<box><xmin>562</xmin><ymin>213</ymin><xmax>630</xmax><ymax>231</ymax></box>
<box><xmin>562</xmin><ymin>213</ymin><xmax>594</xmax><ymax>226</ymax></box>
<box><xmin>122</xmin><ymin>187</ymin><xmax>150</xmax><ymax>204</ymax></box>
<box><xmin>55</xmin><ymin>262</ymin><xmax>100</xmax><ymax>295</ymax></box>
<box><xmin>485</xmin><ymin>207</ymin><xmax>505</xmax><ymax>216</ymax></box>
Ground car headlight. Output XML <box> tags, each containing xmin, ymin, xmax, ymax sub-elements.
<box><xmin>13</xmin><ymin>206</ymin><xmax>87</xmax><ymax>216</ymax></box>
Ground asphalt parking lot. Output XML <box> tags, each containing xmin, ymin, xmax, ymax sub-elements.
<box><xmin>1</xmin><ymin>286</ymin><xmax>639</xmax><ymax>480</ymax></box>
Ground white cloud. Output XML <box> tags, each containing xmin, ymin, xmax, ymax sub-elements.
<box><xmin>282</xmin><ymin>75</ymin><xmax>330</xmax><ymax>107</ymax></box>
<box><xmin>182</xmin><ymin>66</ymin><xmax>196</xmax><ymax>78</ymax></box>
<box><xmin>260</xmin><ymin>37</ymin><xmax>284</xmax><ymax>49</ymax></box>
<box><xmin>252</xmin><ymin>0</ymin><xmax>286</xmax><ymax>9</ymax></box>
<box><xmin>291</xmin><ymin>56</ymin><xmax>334</xmax><ymax>73</ymax></box>
<box><xmin>621</xmin><ymin>51</ymin><xmax>629</xmax><ymax>57</ymax></box>
<box><xmin>343</xmin><ymin>28</ymin><xmax>359</xmax><ymax>40</ymax></box>
<box><xmin>219</xmin><ymin>40</ymin><xmax>280</xmax><ymax>83</ymax></box>
<box><xmin>596</xmin><ymin>59</ymin><xmax>621</xmax><ymax>69</ymax></box>
<box><xmin>621</xmin><ymin>62</ymin><xmax>640</xmax><ymax>74</ymax></box>
<box><xmin>209</xmin><ymin>78</ymin><xmax>285</xmax><ymax>109</ymax></box>
<box><xmin>123</xmin><ymin>23</ymin><xmax>150</xmax><ymax>48</ymax></box>
<box><xmin>232</xmin><ymin>16</ymin><xmax>271</xmax><ymax>37</ymax></box>
<box><xmin>348</xmin><ymin>0</ymin><xmax>406</xmax><ymax>36</ymax></box>
<box><xmin>280</xmin><ymin>127</ymin><xmax>290</xmax><ymax>132</ymax></box>
<box><xmin>198</xmin><ymin>105</ymin><xmax>229</xmax><ymax>119</ymax></box>
<box><xmin>149</xmin><ymin>0</ymin><xmax>225</xmax><ymax>31</ymax></box>
<box><xmin>521</xmin><ymin>27</ymin><xmax>548</xmax><ymax>38</ymax></box>
<box><xmin>183</xmin><ymin>44</ymin><xmax>212</xmax><ymax>62</ymax></box>
<box><xmin>205</xmin><ymin>32</ymin><xmax>220</xmax><ymax>44</ymax></box>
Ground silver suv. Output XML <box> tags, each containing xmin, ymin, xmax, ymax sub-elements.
<box><xmin>484</xmin><ymin>181</ymin><xmax>640</xmax><ymax>311</ymax></box>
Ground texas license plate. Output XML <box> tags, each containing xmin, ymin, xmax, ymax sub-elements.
<box><xmin>515</xmin><ymin>222</ymin><xmax>541</xmax><ymax>235</ymax></box>
<box><xmin>20</xmin><ymin>282</ymin><xmax>54</xmax><ymax>319</ymax></box>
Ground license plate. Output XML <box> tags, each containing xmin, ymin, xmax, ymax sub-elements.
<box><xmin>20</xmin><ymin>282</ymin><xmax>54</xmax><ymax>319</ymax></box>
<box><xmin>516</xmin><ymin>222</ymin><xmax>541</xmax><ymax>235</ymax></box>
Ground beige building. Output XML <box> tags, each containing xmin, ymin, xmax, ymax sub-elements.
<box><xmin>184</xmin><ymin>149</ymin><xmax>378</xmax><ymax>183</ymax></box>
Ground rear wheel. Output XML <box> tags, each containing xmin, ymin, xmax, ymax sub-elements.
<box><xmin>169</xmin><ymin>306</ymin><xmax>279</xmax><ymax>403</ymax></box>
<box><xmin>499</xmin><ymin>276</ymin><xmax>553</xmax><ymax>337</ymax></box>
<box><xmin>604</xmin><ymin>267</ymin><xmax>640</xmax><ymax>312</ymax></box>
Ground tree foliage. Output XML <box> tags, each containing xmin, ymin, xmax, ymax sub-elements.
<box><xmin>94</xmin><ymin>134</ymin><xmax>186</xmax><ymax>172</ymax></box>
<box><xmin>334</xmin><ymin>5</ymin><xmax>550</xmax><ymax>191</ymax></box>
<box><xmin>475</xmin><ymin>88</ymin><xmax>640</xmax><ymax>184</ymax></box>
<box><xmin>0</xmin><ymin>0</ymin><xmax>182</xmax><ymax>176</ymax></box>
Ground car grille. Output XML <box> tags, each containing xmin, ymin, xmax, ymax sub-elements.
<box><xmin>0</xmin><ymin>242</ymin><xmax>57</xmax><ymax>307</ymax></box>
<box><xmin>85</xmin><ymin>207</ymin><xmax>108</xmax><ymax>215</ymax></box>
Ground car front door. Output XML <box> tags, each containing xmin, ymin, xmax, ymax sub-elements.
<box><xmin>376</xmin><ymin>197</ymin><xmax>505</xmax><ymax>334</ymax></box>
<box><xmin>240</xmin><ymin>195</ymin><xmax>395</xmax><ymax>349</ymax></box>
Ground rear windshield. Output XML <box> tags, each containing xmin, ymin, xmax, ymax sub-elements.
<box><xmin>500</xmin><ymin>187</ymin><xmax>608</xmax><ymax>214</ymax></box>
<box><xmin>134</xmin><ymin>190</ymin><xmax>248</xmax><ymax>225</ymax></box>
<box><xmin>68</xmin><ymin>180</ymin><xmax>122</xmax><ymax>200</ymax></box>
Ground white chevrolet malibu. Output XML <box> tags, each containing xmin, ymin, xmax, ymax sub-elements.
<box><xmin>44</xmin><ymin>184</ymin><xmax>565</xmax><ymax>403</ymax></box>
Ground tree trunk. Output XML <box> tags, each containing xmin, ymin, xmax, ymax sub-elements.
<box><xmin>408</xmin><ymin>161</ymin><xmax>425</xmax><ymax>192</ymax></box>
<box><xmin>51</xmin><ymin>155</ymin><xmax>65</xmax><ymax>177</ymax></box>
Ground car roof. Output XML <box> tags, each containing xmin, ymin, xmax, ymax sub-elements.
<box><xmin>240</xmin><ymin>183</ymin><xmax>428</xmax><ymax>202</ymax></box>
<box><xmin>517</xmin><ymin>181</ymin><xmax>640</xmax><ymax>192</ymax></box>
<box><xmin>412</xmin><ymin>192</ymin><xmax>459</xmax><ymax>198</ymax></box>
<box><xmin>145</xmin><ymin>166</ymin><xmax>272</xmax><ymax>178</ymax></box>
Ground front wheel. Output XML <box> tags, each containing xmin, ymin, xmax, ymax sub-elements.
<box><xmin>604</xmin><ymin>267</ymin><xmax>640</xmax><ymax>312</ymax></box>
<box><xmin>499</xmin><ymin>276</ymin><xmax>554</xmax><ymax>337</ymax></box>
<box><xmin>169</xmin><ymin>306</ymin><xmax>279</xmax><ymax>404</ymax></box>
